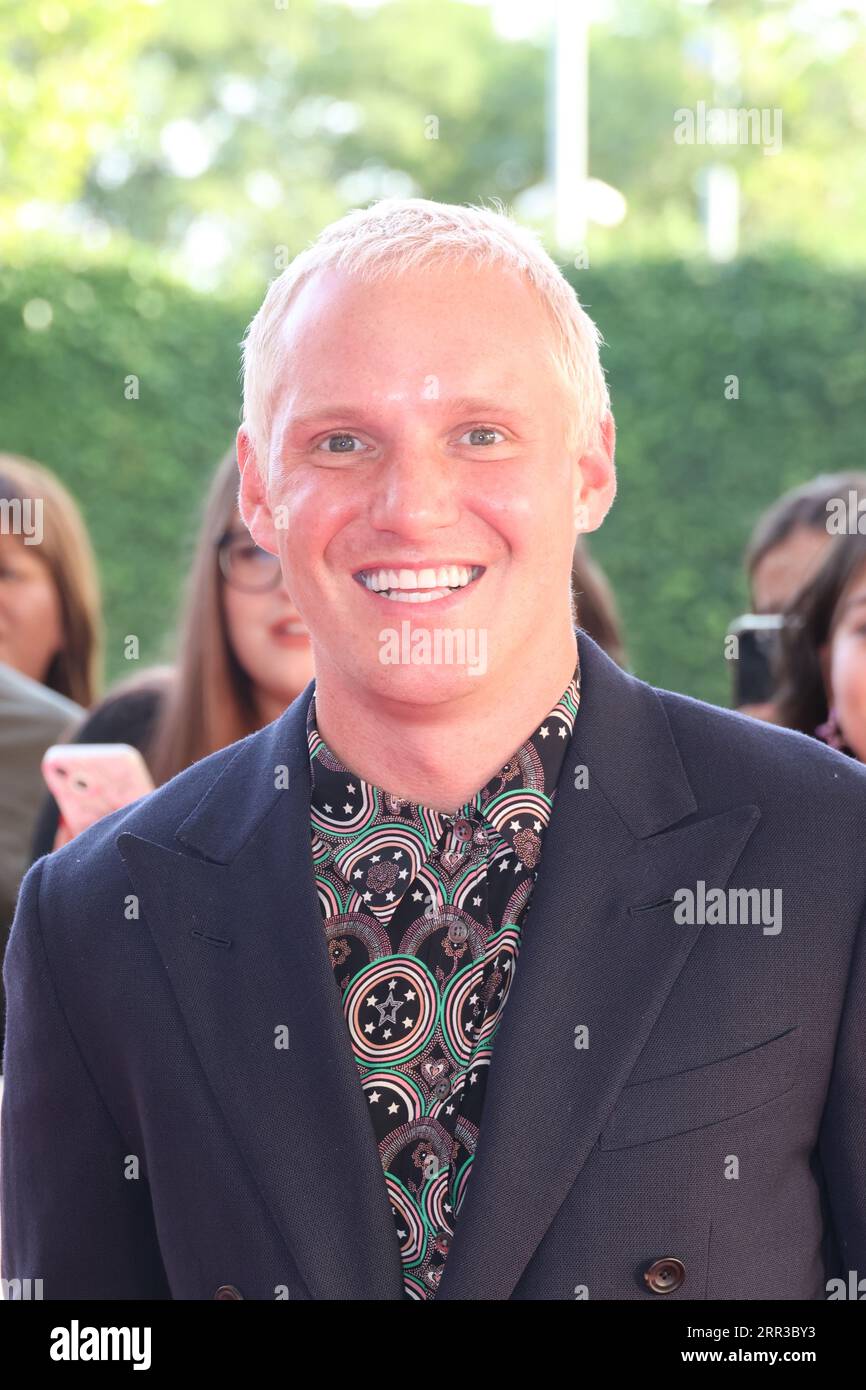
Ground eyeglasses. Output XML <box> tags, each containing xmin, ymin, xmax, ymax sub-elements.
<box><xmin>217</xmin><ymin>530</ymin><xmax>284</xmax><ymax>592</ymax></box>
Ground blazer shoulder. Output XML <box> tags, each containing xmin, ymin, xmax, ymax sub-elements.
<box><xmin>652</xmin><ymin>681</ymin><xmax>866</xmax><ymax>805</ymax></box>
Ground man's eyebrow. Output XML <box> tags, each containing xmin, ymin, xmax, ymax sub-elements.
<box><xmin>280</xmin><ymin>394</ymin><xmax>529</xmax><ymax>436</ymax></box>
<box><xmin>438</xmin><ymin>394</ymin><xmax>529</xmax><ymax>420</ymax></box>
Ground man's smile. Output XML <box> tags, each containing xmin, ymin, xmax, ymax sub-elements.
<box><xmin>352</xmin><ymin>563</ymin><xmax>486</xmax><ymax>605</ymax></box>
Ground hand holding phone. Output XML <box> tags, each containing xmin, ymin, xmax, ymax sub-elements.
<box><xmin>41</xmin><ymin>743</ymin><xmax>155</xmax><ymax>843</ymax></box>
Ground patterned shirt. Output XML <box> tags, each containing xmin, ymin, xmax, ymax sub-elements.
<box><xmin>306</xmin><ymin>659</ymin><xmax>580</xmax><ymax>1299</ymax></box>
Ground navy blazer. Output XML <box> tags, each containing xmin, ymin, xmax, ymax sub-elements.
<box><xmin>3</xmin><ymin>631</ymin><xmax>866</xmax><ymax>1300</ymax></box>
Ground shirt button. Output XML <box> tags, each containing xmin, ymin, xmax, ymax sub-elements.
<box><xmin>432</xmin><ymin>1078</ymin><xmax>451</xmax><ymax>1100</ymax></box>
<box><xmin>452</xmin><ymin>817</ymin><xmax>474</xmax><ymax>843</ymax></box>
<box><xmin>447</xmin><ymin>920</ymin><xmax>470</xmax><ymax>943</ymax></box>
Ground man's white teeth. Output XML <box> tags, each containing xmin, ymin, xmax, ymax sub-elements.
<box><xmin>360</xmin><ymin>564</ymin><xmax>481</xmax><ymax>598</ymax></box>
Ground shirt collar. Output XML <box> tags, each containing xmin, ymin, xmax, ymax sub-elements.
<box><xmin>307</xmin><ymin>651</ymin><xmax>581</xmax><ymax>856</ymax></box>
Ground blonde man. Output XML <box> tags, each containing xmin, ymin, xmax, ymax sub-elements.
<box><xmin>4</xmin><ymin>199</ymin><xmax>865</xmax><ymax>1301</ymax></box>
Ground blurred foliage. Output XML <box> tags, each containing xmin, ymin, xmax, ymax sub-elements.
<box><xmin>579</xmin><ymin>253</ymin><xmax>866</xmax><ymax>701</ymax></box>
<box><xmin>2</xmin><ymin>249</ymin><xmax>864</xmax><ymax>705</ymax></box>
<box><xmin>2</xmin><ymin>0</ymin><xmax>866</xmax><ymax>286</ymax></box>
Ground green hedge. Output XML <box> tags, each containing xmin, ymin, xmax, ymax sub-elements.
<box><xmin>0</xmin><ymin>256</ymin><xmax>248</xmax><ymax>689</ymax></box>
<box><xmin>579</xmin><ymin>255</ymin><xmax>866</xmax><ymax>703</ymax></box>
<box><xmin>2</xmin><ymin>252</ymin><xmax>864</xmax><ymax>707</ymax></box>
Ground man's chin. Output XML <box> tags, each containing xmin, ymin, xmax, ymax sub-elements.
<box><xmin>355</xmin><ymin>650</ymin><xmax>492</xmax><ymax>703</ymax></box>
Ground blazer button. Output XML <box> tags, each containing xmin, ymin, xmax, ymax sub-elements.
<box><xmin>213</xmin><ymin>1284</ymin><xmax>243</xmax><ymax>1300</ymax></box>
<box><xmin>643</xmin><ymin>1258</ymin><xmax>685</xmax><ymax>1294</ymax></box>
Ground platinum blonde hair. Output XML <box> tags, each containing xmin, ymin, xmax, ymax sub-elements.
<box><xmin>241</xmin><ymin>196</ymin><xmax>610</xmax><ymax>470</ymax></box>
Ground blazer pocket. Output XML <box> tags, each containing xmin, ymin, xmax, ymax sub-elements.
<box><xmin>598</xmin><ymin>1024</ymin><xmax>801</xmax><ymax>1151</ymax></box>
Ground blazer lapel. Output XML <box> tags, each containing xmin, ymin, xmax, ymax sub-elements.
<box><xmin>435</xmin><ymin>633</ymin><xmax>761</xmax><ymax>1300</ymax></box>
<box><xmin>117</xmin><ymin>685</ymin><xmax>405</xmax><ymax>1301</ymax></box>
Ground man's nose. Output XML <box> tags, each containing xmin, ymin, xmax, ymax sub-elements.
<box><xmin>368</xmin><ymin>447</ymin><xmax>460</xmax><ymax>536</ymax></box>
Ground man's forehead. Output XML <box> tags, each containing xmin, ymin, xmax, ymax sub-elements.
<box><xmin>269</xmin><ymin>261</ymin><xmax>560</xmax><ymax>434</ymax></box>
<box><xmin>277</xmin><ymin>257</ymin><xmax>544</xmax><ymax>344</ymax></box>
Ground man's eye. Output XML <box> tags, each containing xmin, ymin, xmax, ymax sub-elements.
<box><xmin>316</xmin><ymin>433</ymin><xmax>365</xmax><ymax>454</ymax></box>
<box><xmin>457</xmin><ymin>426</ymin><xmax>506</xmax><ymax>446</ymax></box>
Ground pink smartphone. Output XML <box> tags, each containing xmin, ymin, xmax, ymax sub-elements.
<box><xmin>41</xmin><ymin>743</ymin><xmax>155</xmax><ymax>842</ymax></box>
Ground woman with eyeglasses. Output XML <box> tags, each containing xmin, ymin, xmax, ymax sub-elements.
<box><xmin>30</xmin><ymin>448</ymin><xmax>314</xmax><ymax>860</ymax></box>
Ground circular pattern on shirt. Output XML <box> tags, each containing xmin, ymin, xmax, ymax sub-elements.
<box><xmin>386</xmin><ymin>1176</ymin><xmax>427</xmax><ymax>1266</ymax></box>
<box><xmin>344</xmin><ymin>956</ymin><xmax>437</xmax><ymax>1064</ymax></box>
<box><xmin>483</xmin><ymin>787</ymin><xmax>551</xmax><ymax>848</ymax></box>
<box><xmin>451</xmin><ymin>858</ymin><xmax>491</xmax><ymax>914</ymax></box>
<box><xmin>379</xmin><ymin>1116</ymin><xmax>454</xmax><ymax>1175</ymax></box>
<box><xmin>451</xmin><ymin>1154</ymin><xmax>474</xmax><ymax>1219</ymax></box>
<box><xmin>361</xmin><ymin>1069</ymin><xmax>425</xmax><ymax>1123</ymax></box>
<box><xmin>404</xmin><ymin>1272</ymin><xmax>428</xmax><ymax>1301</ymax></box>
<box><xmin>421</xmin><ymin>1168</ymin><xmax>453</xmax><ymax>1237</ymax></box>
<box><xmin>501</xmin><ymin>875</ymin><xmax>534</xmax><ymax>927</ymax></box>
<box><xmin>310</xmin><ymin>775</ymin><xmax>378</xmax><ymax>835</ymax></box>
<box><xmin>323</xmin><ymin>913</ymin><xmax>391</xmax><ymax>968</ymax></box>
<box><xmin>495</xmin><ymin>741</ymin><xmax>544</xmax><ymax>792</ymax></box>
<box><xmin>398</xmin><ymin>905</ymin><xmax>487</xmax><ymax>960</ymax></box>
<box><xmin>440</xmin><ymin>932</ymin><xmax>519</xmax><ymax>1063</ymax></box>
<box><xmin>333</xmin><ymin>826</ymin><xmax>427</xmax><ymax>919</ymax></box>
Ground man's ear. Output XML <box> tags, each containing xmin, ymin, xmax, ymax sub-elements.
<box><xmin>573</xmin><ymin>410</ymin><xmax>617</xmax><ymax>534</ymax></box>
<box><xmin>237</xmin><ymin>425</ymin><xmax>279</xmax><ymax>554</ymax></box>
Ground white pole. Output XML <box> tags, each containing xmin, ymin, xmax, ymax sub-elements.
<box><xmin>553</xmin><ymin>0</ymin><xmax>589</xmax><ymax>252</ymax></box>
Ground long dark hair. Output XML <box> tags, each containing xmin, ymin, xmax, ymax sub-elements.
<box><xmin>571</xmin><ymin>538</ymin><xmax>626</xmax><ymax>668</ymax></box>
<box><xmin>745</xmin><ymin>471</ymin><xmax>866</xmax><ymax>600</ymax></box>
<box><xmin>775</xmin><ymin>531</ymin><xmax>866</xmax><ymax>753</ymax></box>
<box><xmin>147</xmin><ymin>449</ymin><xmax>261</xmax><ymax>784</ymax></box>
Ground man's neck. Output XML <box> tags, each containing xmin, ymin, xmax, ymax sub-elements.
<box><xmin>312</xmin><ymin>629</ymin><xmax>579</xmax><ymax>814</ymax></box>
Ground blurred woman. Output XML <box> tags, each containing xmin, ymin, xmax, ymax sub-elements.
<box><xmin>745</xmin><ymin>471</ymin><xmax>866</xmax><ymax>616</ymax></box>
<box><xmin>148</xmin><ymin>446</ymin><xmax>314</xmax><ymax>783</ymax></box>
<box><xmin>32</xmin><ymin>447</ymin><xmax>314</xmax><ymax>856</ymax></box>
<box><xmin>775</xmin><ymin>531</ymin><xmax>866</xmax><ymax>762</ymax></box>
<box><xmin>0</xmin><ymin>452</ymin><xmax>102</xmax><ymax>706</ymax></box>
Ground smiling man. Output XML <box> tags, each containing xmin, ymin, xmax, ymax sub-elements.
<box><xmin>3</xmin><ymin>198</ymin><xmax>866</xmax><ymax>1303</ymax></box>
